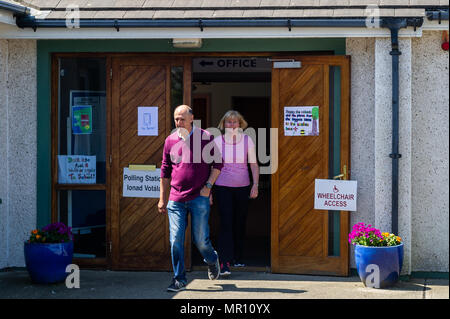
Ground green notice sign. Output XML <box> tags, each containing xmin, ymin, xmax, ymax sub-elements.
<box><xmin>72</xmin><ymin>105</ymin><xmax>92</xmax><ymax>134</ymax></box>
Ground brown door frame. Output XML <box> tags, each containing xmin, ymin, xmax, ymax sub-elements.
<box><xmin>51</xmin><ymin>52</ymin><xmax>350</xmax><ymax>273</ymax></box>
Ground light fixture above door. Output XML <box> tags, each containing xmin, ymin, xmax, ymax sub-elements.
<box><xmin>172</xmin><ymin>38</ymin><xmax>202</xmax><ymax>48</ymax></box>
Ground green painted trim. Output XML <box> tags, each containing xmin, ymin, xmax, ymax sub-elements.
<box><xmin>36</xmin><ymin>42</ymin><xmax>52</xmax><ymax>228</ymax></box>
<box><xmin>332</xmin><ymin>66</ymin><xmax>341</xmax><ymax>256</ymax></box>
<box><xmin>36</xmin><ymin>38</ymin><xmax>346</xmax><ymax>227</ymax></box>
<box><xmin>37</xmin><ymin>38</ymin><xmax>346</xmax><ymax>54</ymax></box>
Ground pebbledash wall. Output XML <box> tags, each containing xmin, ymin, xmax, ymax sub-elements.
<box><xmin>0</xmin><ymin>34</ymin><xmax>448</xmax><ymax>274</ymax></box>
<box><xmin>347</xmin><ymin>31</ymin><xmax>449</xmax><ymax>274</ymax></box>
<box><xmin>0</xmin><ymin>39</ymin><xmax>37</xmax><ymax>271</ymax></box>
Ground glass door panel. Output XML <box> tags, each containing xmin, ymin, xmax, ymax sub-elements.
<box><xmin>57</xmin><ymin>57</ymin><xmax>107</xmax><ymax>259</ymax></box>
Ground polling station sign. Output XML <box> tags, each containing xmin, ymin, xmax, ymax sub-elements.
<box><xmin>314</xmin><ymin>179</ymin><xmax>357</xmax><ymax>211</ymax></box>
<box><xmin>123</xmin><ymin>168</ymin><xmax>161</xmax><ymax>198</ymax></box>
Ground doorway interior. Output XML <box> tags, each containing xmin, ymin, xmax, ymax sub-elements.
<box><xmin>190</xmin><ymin>57</ymin><xmax>271</xmax><ymax>269</ymax></box>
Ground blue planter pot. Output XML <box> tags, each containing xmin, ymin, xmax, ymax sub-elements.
<box><xmin>354</xmin><ymin>243</ymin><xmax>404</xmax><ymax>288</ymax></box>
<box><xmin>24</xmin><ymin>242</ymin><xmax>73</xmax><ymax>284</ymax></box>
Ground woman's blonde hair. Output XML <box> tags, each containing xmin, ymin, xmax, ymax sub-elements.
<box><xmin>217</xmin><ymin>110</ymin><xmax>248</xmax><ymax>131</ymax></box>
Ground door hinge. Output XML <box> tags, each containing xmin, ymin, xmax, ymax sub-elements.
<box><xmin>109</xmin><ymin>154</ymin><xmax>112</xmax><ymax>165</ymax></box>
<box><xmin>109</xmin><ymin>241</ymin><xmax>112</xmax><ymax>253</ymax></box>
<box><xmin>110</xmin><ymin>68</ymin><xmax>113</xmax><ymax>79</ymax></box>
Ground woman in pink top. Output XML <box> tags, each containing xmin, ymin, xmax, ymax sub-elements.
<box><xmin>214</xmin><ymin>110</ymin><xmax>259</xmax><ymax>276</ymax></box>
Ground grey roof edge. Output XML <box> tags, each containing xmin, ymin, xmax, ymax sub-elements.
<box><xmin>31</xmin><ymin>8</ymin><xmax>448</xmax><ymax>22</ymax></box>
<box><xmin>7</xmin><ymin>1</ymin><xmax>446</xmax><ymax>29</ymax></box>
<box><xmin>37</xmin><ymin>5</ymin><xmax>450</xmax><ymax>11</ymax></box>
<box><xmin>0</xmin><ymin>0</ymin><xmax>30</xmax><ymax>15</ymax></box>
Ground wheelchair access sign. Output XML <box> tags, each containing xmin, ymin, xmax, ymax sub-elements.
<box><xmin>314</xmin><ymin>179</ymin><xmax>357</xmax><ymax>212</ymax></box>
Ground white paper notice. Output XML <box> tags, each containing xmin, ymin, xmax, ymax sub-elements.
<box><xmin>284</xmin><ymin>106</ymin><xmax>319</xmax><ymax>136</ymax></box>
<box><xmin>314</xmin><ymin>179</ymin><xmax>358</xmax><ymax>212</ymax></box>
<box><xmin>138</xmin><ymin>106</ymin><xmax>158</xmax><ymax>136</ymax></box>
<box><xmin>123</xmin><ymin>168</ymin><xmax>161</xmax><ymax>198</ymax></box>
<box><xmin>57</xmin><ymin>155</ymin><xmax>96</xmax><ymax>184</ymax></box>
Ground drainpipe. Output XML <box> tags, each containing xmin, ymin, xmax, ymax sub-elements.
<box><xmin>385</xmin><ymin>18</ymin><xmax>404</xmax><ymax>235</ymax></box>
<box><xmin>381</xmin><ymin>17</ymin><xmax>422</xmax><ymax>234</ymax></box>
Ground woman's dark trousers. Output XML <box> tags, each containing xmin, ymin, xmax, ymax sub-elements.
<box><xmin>215</xmin><ymin>185</ymin><xmax>250</xmax><ymax>264</ymax></box>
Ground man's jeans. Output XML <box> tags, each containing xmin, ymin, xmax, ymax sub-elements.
<box><xmin>167</xmin><ymin>195</ymin><xmax>218</xmax><ymax>284</ymax></box>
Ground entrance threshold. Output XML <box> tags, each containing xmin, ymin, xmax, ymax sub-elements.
<box><xmin>191</xmin><ymin>265</ymin><xmax>271</xmax><ymax>273</ymax></box>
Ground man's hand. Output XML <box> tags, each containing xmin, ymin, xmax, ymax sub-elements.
<box><xmin>159</xmin><ymin>177</ymin><xmax>171</xmax><ymax>214</ymax></box>
<box><xmin>200</xmin><ymin>186</ymin><xmax>211</xmax><ymax>198</ymax></box>
<box><xmin>158</xmin><ymin>199</ymin><xmax>167</xmax><ymax>214</ymax></box>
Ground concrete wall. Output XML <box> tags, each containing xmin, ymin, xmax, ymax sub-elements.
<box><xmin>0</xmin><ymin>39</ymin><xmax>7</xmax><ymax>269</ymax></box>
<box><xmin>0</xmin><ymin>39</ymin><xmax>37</xmax><ymax>269</ymax></box>
<box><xmin>346</xmin><ymin>31</ymin><xmax>449</xmax><ymax>273</ymax></box>
<box><xmin>411</xmin><ymin>31</ymin><xmax>449</xmax><ymax>272</ymax></box>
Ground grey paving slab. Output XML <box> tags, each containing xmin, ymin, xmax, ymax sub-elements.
<box><xmin>0</xmin><ymin>269</ymin><xmax>448</xmax><ymax>299</ymax></box>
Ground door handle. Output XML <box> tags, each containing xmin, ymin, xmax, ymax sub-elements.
<box><xmin>333</xmin><ymin>165</ymin><xmax>348</xmax><ymax>180</ymax></box>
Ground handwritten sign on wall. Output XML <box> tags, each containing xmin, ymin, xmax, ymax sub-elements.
<box><xmin>58</xmin><ymin>155</ymin><xmax>96</xmax><ymax>184</ymax></box>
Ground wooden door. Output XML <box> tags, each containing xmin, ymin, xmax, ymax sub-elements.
<box><xmin>271</xmin><ymin>56</ymin><xmax>350</xmax><ymax>276</ymax></box>
<box><xmin>111</xmin><ymin>56</ymin><xmax>191</xmax><ymax>270</ymax></box>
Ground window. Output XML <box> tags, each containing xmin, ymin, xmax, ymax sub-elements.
<box><xmin>56</xmin><ymin>57</ymin><xmax>107</xmax><ymax>259</ymax></box>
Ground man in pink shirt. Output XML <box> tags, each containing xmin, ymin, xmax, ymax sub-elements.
<box><xmin>158</xmin><ymin>105</ymin><xmax>223</xmax><ymax>292</ymax></box>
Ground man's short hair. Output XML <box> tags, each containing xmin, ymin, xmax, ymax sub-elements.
<box><xmin>174</xmin><ymin>105</ymin><xmax>193</xmax><ymax>115</ymax></box>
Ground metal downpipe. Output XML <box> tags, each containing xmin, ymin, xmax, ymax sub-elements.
<box><xmin>390</xmin><ymin>26</ymin><xmax>401</xmax><ymax>235</ymax></box>
<box><xmin>382</xmin><ymin>18</ymin><xmax>409</xmax><ymax>235</ymax></box>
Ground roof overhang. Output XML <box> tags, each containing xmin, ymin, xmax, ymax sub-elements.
<box><xmin>0</xmin><ymin>1</ymin><xmax>447</xmax><ymax>40</ymax></box>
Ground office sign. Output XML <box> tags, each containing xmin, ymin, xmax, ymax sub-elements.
<box><xmin>193</xmin><ymin>57</ymin><xmax>272</xmax><ymax>73</ymax></box>
<box><xmin>314</xmin><ymin>179</ymin><xmax>357</xmax><ymax>211</ymax></box>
